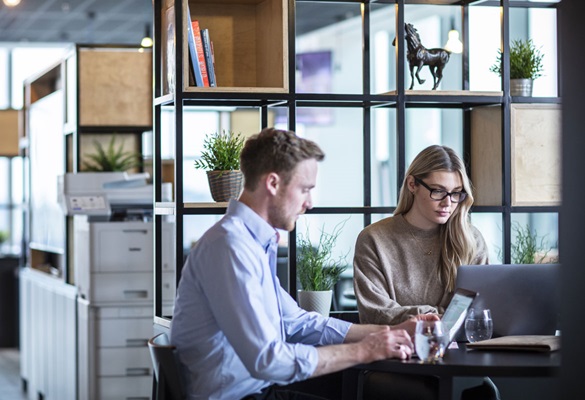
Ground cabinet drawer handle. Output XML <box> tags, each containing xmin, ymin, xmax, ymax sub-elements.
<box><xmin>126</xmin><ymin>367</ymin><xmax>150</xmax><ymax>376</ymax></box>
<box><xmin>122</xmin><ymin>229</ymin><xmax>149</xmax><ymax>234</ymax></box>
<box><xmin>128</xmin><ymin>247</ymin><xmax>142</xmax><ymax>252</ymax></box>
<box><xmin>126</xmin><ymin>339</ymin><xmax>148</xmax><ymax>347</ymax></box>
<box><xmin>123</xmin><ymin>290</ymin><xmax>148</xmax><ymax>299</ymax></box>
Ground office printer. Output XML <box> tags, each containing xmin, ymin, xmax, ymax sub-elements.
<box><xmin>58</xmin><ymin>171</ymin><xmax>170</xmax><ymax>220</ymax></box>
<box><xmin>59</xmin><ymin>172</ymin><xmax>175</xmax><ymax>398</ymax></box>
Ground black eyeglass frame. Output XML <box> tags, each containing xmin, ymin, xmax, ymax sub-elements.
<box><xmin>414</xmin><ymin>177</ymin><xmax>468</xmax><ymax>203</ymax></box>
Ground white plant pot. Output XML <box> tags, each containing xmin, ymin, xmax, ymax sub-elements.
<box><xmin>297</xmin><ymin>290</ymin><xmax>333</xmax><ymax>317</ymax></box>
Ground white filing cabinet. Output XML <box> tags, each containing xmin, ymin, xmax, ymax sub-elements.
<box><xmin>74</xmin><ymin>217</ymin><xmax>175</xmax><ymax>400</ymax></box>
<box><xmin>19</xmin><ymin>268</ymin><xmax>78</xmax><ymax>400</ymax></box>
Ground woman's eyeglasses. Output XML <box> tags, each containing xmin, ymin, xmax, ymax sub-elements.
<box><xmin>414</xmin><ymin>177</ymin><xmax>467</xmax><ymax>203</ymax></box>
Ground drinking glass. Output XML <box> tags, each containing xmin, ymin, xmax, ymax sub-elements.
<box><xmin>415</xmin><ymin>320</ymin><xmax>449</xmax><ymax>363</ymax></box>
<box><xmin>465</xmin><ymin>308</ymin><xmax>493</xmax><ymax>343</ymax></box>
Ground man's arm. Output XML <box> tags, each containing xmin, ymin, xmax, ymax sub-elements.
<box><xmin>310</xmin><ymin>314</ymin><xmax>441</xmax><ymax>378</ymax></box>
<box><xmin>311</xmin><ymin>325</ymin><xmax>411</xmax><ymax>377</ymax></box>
<box><xmin>345</xmin><ymin>313</ymin><xmax>440</xmax><ymax>341</ymax></box>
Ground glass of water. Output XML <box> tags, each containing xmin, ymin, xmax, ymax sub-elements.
<box><xmin>465</xmin><ymin>308</ymin><xmax>493</xmax><ymax>343</ymax></box>
<box><xmin>415</xmin><ymin>320</ymin><xmax>449</xmax><ymax>363</ymax></box>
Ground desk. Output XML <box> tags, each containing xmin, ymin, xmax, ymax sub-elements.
<box><xmin>355</xmin><ymin>344</ymin><xmax>560</xmax><ymax>399</ymax></box>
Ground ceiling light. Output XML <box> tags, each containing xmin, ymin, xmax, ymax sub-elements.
<box><xmin>141</xmin><ymin>24</ymin><xmax>153</xmax><ymax>48</ymax></box>
<box><xmin>3</xmin><ymin>0</ymin><xmax>22</xmax><ymax>6</ymax></box>
<box><xmin>444</xmin><ymin>19</ymin><xmax>463</xmax><ymax>54</ymax></box>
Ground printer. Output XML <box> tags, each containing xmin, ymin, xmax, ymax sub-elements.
<box><xmin>57</xmin><ymin>171</ymin><xmax>170</xmax><ymax>220</ymax></box>
<box><xmin>59</xmin><ymin>172</ymin><xmax>175</xmax><ymax>399</ymax></box>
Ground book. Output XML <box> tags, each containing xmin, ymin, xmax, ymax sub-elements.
<box><xmin>187</xmin><ymin>20</ymin><xmax>209</xmax><ymax>87</ymax></box>
<box><xmin>162</xmin><ymin>5</ymin><xmax>175</xmax><ymax>94</ymax></box>
<box><xmin>201</xmin><ymin>28</ymin><xmax>216</xmax><ymax>87</ymax></box>
<box><xmin>466</xmin><ymin>335</ymin><xmax>560</xmax><ymax>352</ymax></box>
<box><xmin>191</xmin><ymin>20</ymin><xmax>210</xmax><ymax>86</ymax></box>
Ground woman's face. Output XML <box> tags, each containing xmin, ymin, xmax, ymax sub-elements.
<box><xmin>406</xmin><ymin>170</ymin><xmax>464</xmax><ymax>230</ymax></box>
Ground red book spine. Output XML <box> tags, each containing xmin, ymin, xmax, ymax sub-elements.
<box><xmin>191</xmin><ymin>20</ymin><xmax>209</xmax><ymax>87</ymax></box>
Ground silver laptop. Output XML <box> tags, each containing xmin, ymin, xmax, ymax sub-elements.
<box><xmin>455</xmin><ymin>264</ymin><xmax>561</xmax><ymax>337</ymax></box>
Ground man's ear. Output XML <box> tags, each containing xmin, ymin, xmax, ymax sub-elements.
<box><xmin>265</xmin><ymin>172</ymin><xmax>280</xmax><ymax>196</ymax></box>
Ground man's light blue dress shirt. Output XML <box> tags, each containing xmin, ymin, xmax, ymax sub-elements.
<box><xmin>170</xmin><ymin>200</ymin><xmax>351</xmax><ymax>399</ymax></box>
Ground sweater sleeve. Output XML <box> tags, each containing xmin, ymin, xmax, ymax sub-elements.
<box><xmin>353</xmin><ymin>229</ymin><xmax>438</xmax><ymax>325</ymax></box>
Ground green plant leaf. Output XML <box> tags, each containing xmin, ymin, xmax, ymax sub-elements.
<box><xmin>497</xmin><ymin>222</ymin><xmax>555</xmax><ymax>264</ymax></box>
<box><xmin>296</xmin><ymin>219</ymin><xmax>349</xmax><ymax>291</ymax></box>
<box><xmin>489</xmin><ymin>39</ymin><xmax>544</xmax><ymax>80</ymax></box>
<box><xmin>194</xmin><ymin>130</ymin><xmax>245</xmax><ymax>171</ymax></box>
<box><xmin>82</xmin><ymin>136</ymin><xmax>142</xmax><ymax>172</ymax></box>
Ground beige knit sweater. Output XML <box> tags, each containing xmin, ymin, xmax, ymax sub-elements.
<box><xmin>353</xmin><ymin>214</ymin><xmax>489</xmax><ymax>325</ymax></box>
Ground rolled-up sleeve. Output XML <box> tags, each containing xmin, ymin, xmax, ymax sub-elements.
<box><xmin>280</xmin><ymin>288</ymin><xmax>351</xmax><ymax>346</ymax></box>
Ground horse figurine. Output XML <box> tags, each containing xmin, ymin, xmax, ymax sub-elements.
<box><xmin>393</xmin><ymin>23</ymin><xmax>451</xmax><ymax>90</ymax></box>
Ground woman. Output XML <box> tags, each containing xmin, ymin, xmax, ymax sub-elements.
<box><xmin>354</xmin><ymin>144</ymin><xmax>489</xmax><ymax>325</ymax></box>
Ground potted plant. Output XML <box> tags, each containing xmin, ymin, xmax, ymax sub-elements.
<box><xmin>510</xmin><ymin>223</ymin><xmax>557</xmax><ymax>264</ymax></box>
<box><xmin>82</xmin><ymin>135</ymin><xmax>142</xmax><ymax>172</ymax></box>
<box><xmin>194</xmin><ymin>130</ymin><xmax>245</xmax><ymax>202</ymax></box>
<box><xmin>0</xmin><ymin>230</ymin><xmax>8</xmax><ymax>253</ymax></box>
<box><xmin>489</xmin><ymin>39</ymin><xmax>544</xmax><ymax>97</ymax></box>
<box><xmin>296</xmin><ymin>221</ymin><xmax>348</xmax><ymax>317</ymax></box>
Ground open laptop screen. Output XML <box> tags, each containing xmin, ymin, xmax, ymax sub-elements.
<box><xmin>455</xmin><ymin>264</ymin><xmax>561</xmax><ymax>337</ymax></box>
<box><xmin>441</xmin><ymin>288</ymin><xmax>477</xmax><ymax>343</ymax></box>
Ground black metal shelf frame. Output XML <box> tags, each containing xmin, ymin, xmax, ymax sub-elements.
<box><xmin>152</xmin><ymin>0</ymin><xmax>562</xmax><ymax>322</ymax></box>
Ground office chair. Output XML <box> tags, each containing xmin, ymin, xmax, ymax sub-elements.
<box><xmin>148</xmin><ymin>332</ymin><xmax>186</xmax><ymax>400</ymax></box>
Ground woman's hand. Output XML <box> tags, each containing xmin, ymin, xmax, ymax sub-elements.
<box><xmin>392</xmin><ymin>313</ymin><xmax>440</xmax><ymax>337</ymax></box>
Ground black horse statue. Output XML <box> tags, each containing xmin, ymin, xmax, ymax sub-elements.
<box><xmin>393</xmin><ymin>23</ymin><xmax>451</xmax><ymax>90</ymax></box>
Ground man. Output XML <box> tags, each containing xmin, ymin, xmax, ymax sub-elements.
<box><xmin>171</xmin><ymin>127</ymin><xmax>432</xmax><ymax>399</ymax></box>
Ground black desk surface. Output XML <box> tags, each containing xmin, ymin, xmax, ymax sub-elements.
<box><xmin>359</xmin><ymin>343</ymin><xmax>561</xmax><ymax>378</ymax></box>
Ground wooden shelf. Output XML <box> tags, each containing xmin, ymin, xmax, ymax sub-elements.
<box><xmin>384</xmin><ymin>90</ymin><xmax>503</xmax><ymax>97</ymax></box>
<box><xmin>471</xmin><ymin>103</ymin><xmax>562</xmax><ymax>207</ymax></box>
<box><xmin>154</xmin><ymin>202</ymin><xmax>229</xmax><ymax>216</ymax></box>
<box><xmin>182</xmin><ymin>0</ymin><xmax>288</xmax><ymax>92</ymax></box>
<box><xmin>0</xmin><ymin>109</ymin><xmax>21</xmax><ymax>157</ymax></box>
<box><xmin>78</xmin><ymin>47</ymin><xmax>152</xmax><ymax>127</ymax></box>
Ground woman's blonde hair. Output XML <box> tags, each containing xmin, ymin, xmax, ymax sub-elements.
<box><xmin>394</xmin><ymin>145</ymin><xmax>477</xmax><ymax>291</ymax></box>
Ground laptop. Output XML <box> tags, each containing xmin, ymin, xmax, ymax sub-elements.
<box><xmin>455</xmin><ymin>264</ymin><xmax>561</xmax><ymax>337</ymax></box>
<box><xmin>441</xmin><ymin>288</ymin><xmax>477</xmax><ymax>343</ymax></box>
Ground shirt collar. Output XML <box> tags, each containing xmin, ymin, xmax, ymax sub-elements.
<box><xmin>226</xmin><ymin>199</ymin><xmax>278</xmax><ymax>250</ymax></box>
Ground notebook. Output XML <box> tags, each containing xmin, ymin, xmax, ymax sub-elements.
<box><xmin>455</xmin><ymin>264</ymin><xmax>561</xmax><ymax>337</ymax></box>
<box><xmin>466</xmin><ymin>335</ymin><xmax>560</xmax><ymax>352</ymax></box>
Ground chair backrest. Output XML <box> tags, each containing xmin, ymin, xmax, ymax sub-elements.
<box><xmin>148</xmin><ymin>332</ymin><xmax>186</xmax><ymax>400</ymax></box>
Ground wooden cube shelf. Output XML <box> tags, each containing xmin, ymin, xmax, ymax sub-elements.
<box><xmin>471</xmin><ymin>103</ymin><xmax>562</xmax><ymax>207</ymax></box>
<box><xmin>78</xmin><ymin>48</ymin><xmax>152</xmax><ymax>127</ymax></box>
<box><xmin>182</xmin><ymin>0</ymin><xmax>288</xmax><ymax>92</ymax></box>
<box><xmin>0</xmin><ymin>109</ymin><xmax>21</xmax><ymax>157</ymax></box>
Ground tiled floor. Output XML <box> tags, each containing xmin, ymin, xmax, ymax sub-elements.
<box><xmin>0</xmin><ymin>348</ymin><xmax>27</xmax><ymax>400</ymax></box>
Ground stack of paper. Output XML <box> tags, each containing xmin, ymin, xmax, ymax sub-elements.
<box><xmin>466</xmin><ymin>335</ymin><xmax>560</xmax><ymax>352</ymax></box>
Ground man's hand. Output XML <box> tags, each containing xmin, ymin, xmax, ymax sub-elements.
<box><xmin>359</xmin><ymin>325</ymin><xmax>413</xmax><ymax>362</ymax></box>
<box><xmin>312</xmin><ymin>325</ymin><xmax>413</xmax><ymax>378</ymax></box>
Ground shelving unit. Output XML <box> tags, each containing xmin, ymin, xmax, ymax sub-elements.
<box><xmin>152</xmin><ymin>0</ymin><xmax>561</xmax><ymax>325</ymax></box>
<box><xmin>23</xmin><ymin>44</ymin><xmax>152</xmax><ymax>282</ymax></box>
<box><xmin>21</xmin><ymin>44</ymin><xmax>155</xmax><ymax>400</ymax></box>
